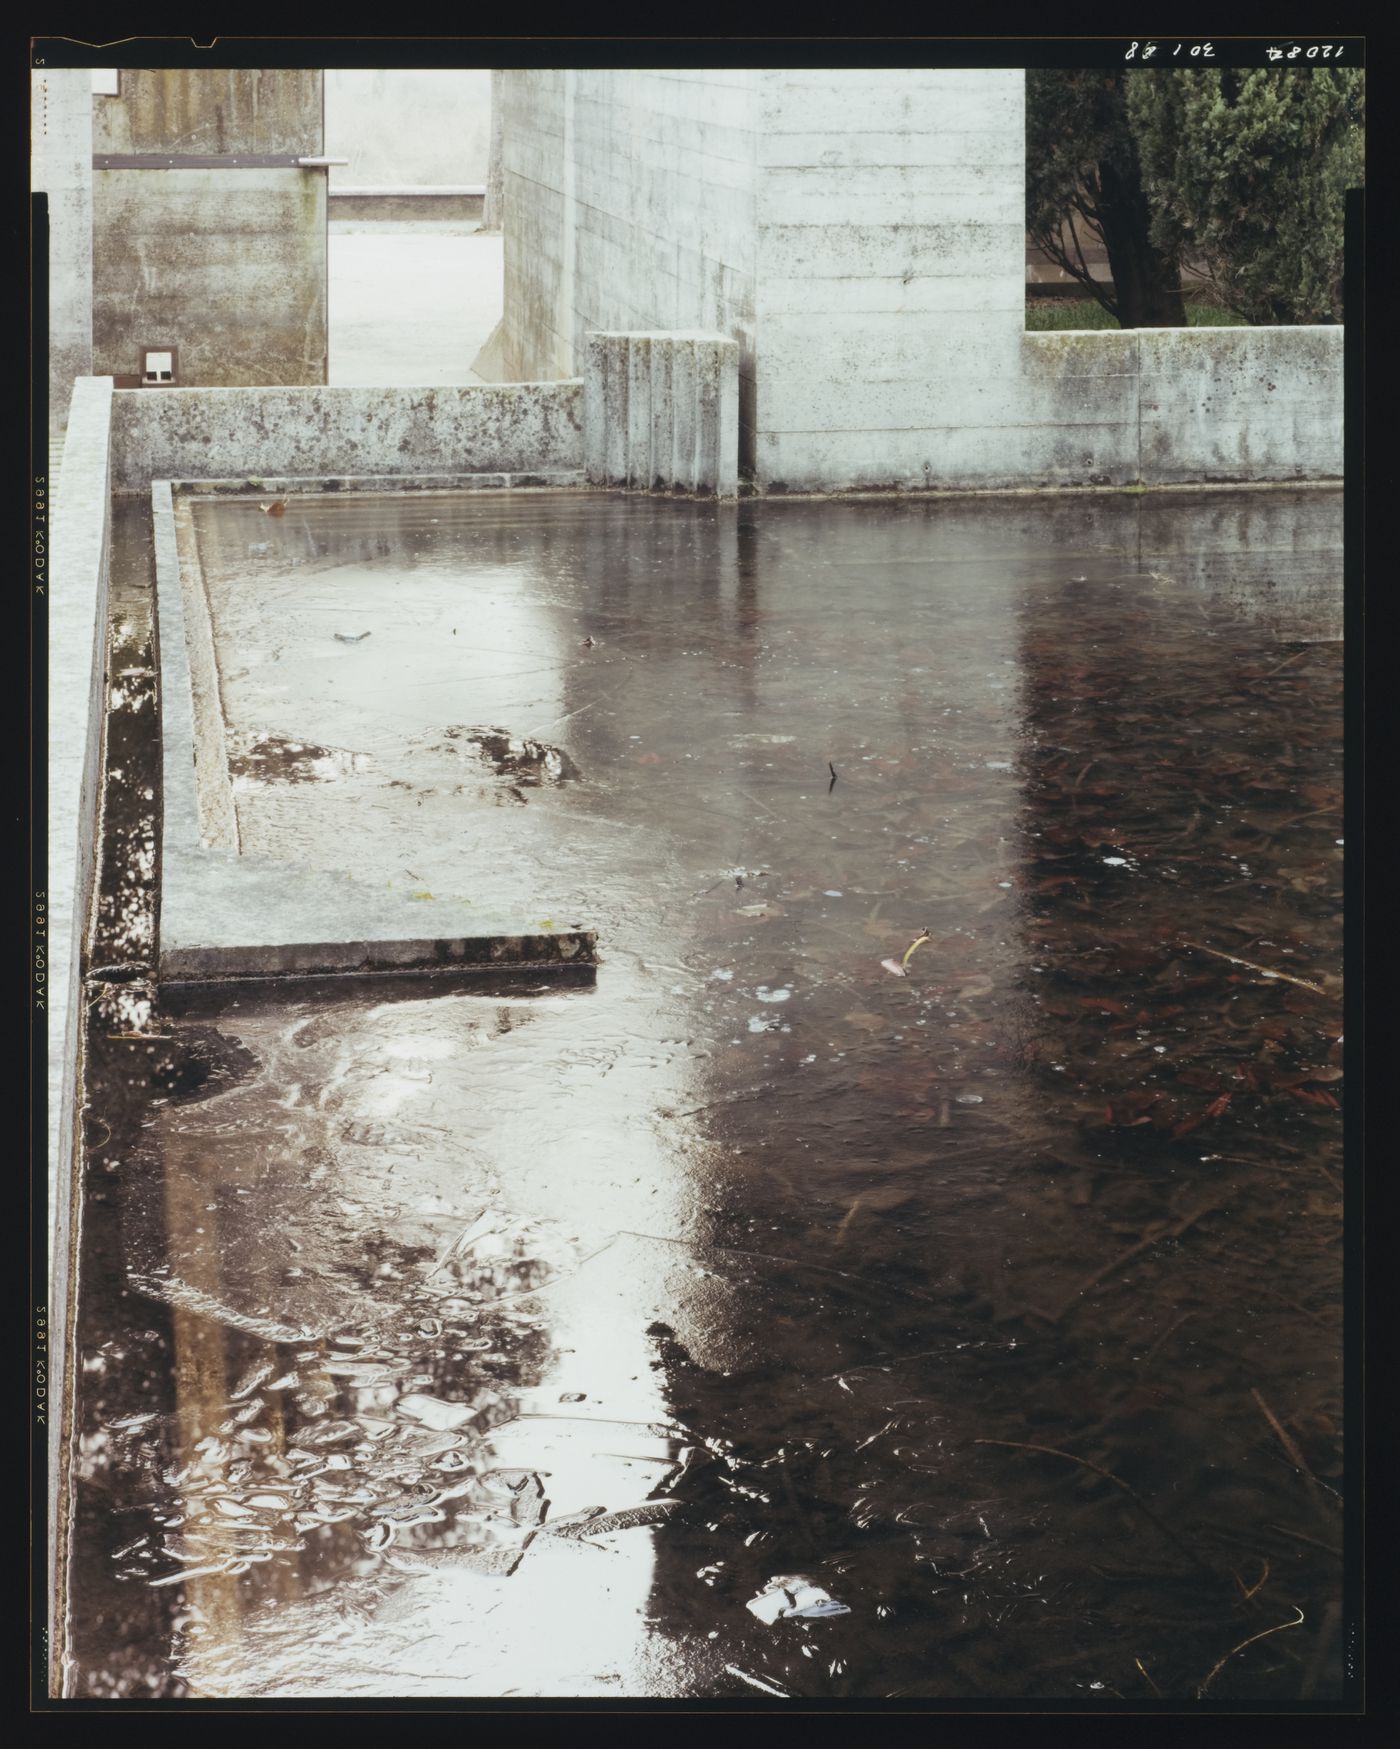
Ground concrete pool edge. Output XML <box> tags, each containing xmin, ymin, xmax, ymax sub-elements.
<box><xmin>153</xmin><ymin>478</ymin><xmax>598</xmax><ymax>987</ymax></box>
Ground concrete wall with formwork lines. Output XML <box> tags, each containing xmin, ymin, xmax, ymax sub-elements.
<box><xmin>499</xmin><ymin>70</ymin><xmax>761</xmax><ymax>473</ymax></box>
<box><xmin>496</xmin><ymin>68</ymin><xmax>1343</xmax><ymax>494</ymax></box>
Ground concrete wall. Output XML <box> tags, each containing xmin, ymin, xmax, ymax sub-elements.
<box><xmin>110</xmin><ymin>381</ymin><xmax>583</xmax><ymax>491</ymax></box>
<box><xmin>498</xmin><ymin>70</ymin><xmax>760</xmax><ymax>464</ymax></box>
<box><xmin>91</xmin><ymin>68</ymin><xmax>322</xmax><ymax>156</ymax></box>
<box><xmin>497</xmin><ymin>69</ymin><xmax>1343</xmax><ymax>493</ymax></box>
<box><xmin>91</xmin><ymin>70</ymin><xmax>326</xmax><ymax>388</ymax></box>
<box><xmin>325</xmin><ymin>69</ymin><xmax>489</xmax><ymax>188</ymax></box>
<box><xmin>47</xmin><ymin>376</ymin><xmax>115</xmax><ymax>1654</ymax></box>
<box><xmin>93</xmin><ymin>169</ymin><xmax>326</xmax><ymax>385</ymax></box>
<box><xmin>753</xmin><ymin>68</ymin><xmax>1026</xmax><ymax>491</ymax></box>
<box><xmin>32</xmin><ymin>70</ymin><xmax>93</xmax><ymax>438</ymax></box>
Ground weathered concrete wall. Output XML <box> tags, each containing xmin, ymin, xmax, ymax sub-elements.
<box><xmin>32</xmin><ymin>70</ymin><xmax>93</xmax><ymax>437</ymax></box>
<box><xmin>753</xmin><ymin>69</ymin><xmax>1026</xmax><ymax>492</ymax></box>
<box><xmin>110</xmin><ymin>382</ymin><xmax>583</xmax><ymax>491</ymax></box>
<box><xmin>93</xmin><ymin>169</ymin><xmax>326</xmax><ymax>385</ymax></box>
<box><xmin>325</xmin><ymin>69</ymin><xmax>489</xmax><ymax>188</ymax></box>
<box><xmin>498</xmin><ymin>70</ymin><xmax>759</xmax><ymax>462</ymax></box>
<box><xmin>91</xmin><ymin>70</ymin><xmax>326</xmax><ymax>388</ymax></box>
<box><xmin>1136</xmin><ymin>328</ymin><xmax>1344</xmax><ymax>485</ymax></box>
<box><xmin>91</xmin><ymin>68</ymin><xmax>322</xmax><ymax>156</ymax></box>
<box><xmin>47</xmin><ymin>375</ymin><xmax>114</xmax><ymax>1648</ymax></box>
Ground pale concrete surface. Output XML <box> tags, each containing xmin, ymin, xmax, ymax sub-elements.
<box><xmin>111</xmin><ymin>379</ymin><xmax>581</xmax><ymax>493</ymax></box>
<box><xmin>32</xmin><ymin>70</ymin><xmax>93</xmax><ymax>439</ymax></box>
<box><xmin>329</xmin><ymin>223</ymin><xmax>502</xmax><ymax>388</ymax></box>
<box><xmin>324</xmin><ymin>69</ymin><xmax>490</xmax><ymax>190</ymax></box>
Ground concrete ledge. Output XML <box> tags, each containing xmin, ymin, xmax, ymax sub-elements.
<box><xmin>48</xmin><ymin>373</ymin><xmax>114</xmax><ymax>1672</ymax></box>
<box><xmin>332</xmin><ymin>184</ymin><xmax>486</xmax><ymax>197</ymax></box>
<box><xmin>329</xmin><ymin>192</ymin><xmax>483</xmax><ymax>222</ymax></box>
<box><xmin>168</xmin><ymin>471</ymin><xmax>586</xmax><ymax>497</ymax></box>
<box><xmin>113</xmin><ymin>382</ymin><xmax>585</xmax><ymax>494</ymax></box>
<box><xmin>153</xmin><ymin>478</ymin><xmax>599</xmax><ymax>985</ymax></box>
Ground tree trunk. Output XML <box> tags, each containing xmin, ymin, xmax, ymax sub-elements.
<box><xmin>481</xmin><ymin>70</ymin><xmax>504</xmax><ymax>233</ymax></box>
<box><xmin>1096</xmin><ymin>157</ymin><xmax>1186</xmax><ymax>328</ymax></box>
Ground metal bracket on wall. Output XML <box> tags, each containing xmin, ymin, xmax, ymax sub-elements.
<box><xmin>94</xmin><ymin>154</ymin><xmax>347</xmax><ymax>170</ymax></box>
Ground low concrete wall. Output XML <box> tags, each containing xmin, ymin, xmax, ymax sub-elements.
<box><xmin>47</xmin><ymin>374</ymin><xmax>115</xmax><ymax>1664</ymax></box>
<box><xmin>759</xmin><ymin>327</ymin><xmax>1345</xmax><ymax>493</ymax></box>
<box><xmin>110</xmin><ymin>383</ymin><xmax>584</xmax><ymax>492</ymax></box>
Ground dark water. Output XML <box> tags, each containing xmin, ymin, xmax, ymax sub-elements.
<box><xmin>65</xmin><ymin>489</ymin><xmax>1345</xmax><ymax>1702</ymax></box>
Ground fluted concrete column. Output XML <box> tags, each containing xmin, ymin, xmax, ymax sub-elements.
<box><xmin>584</xmin><ymin>330</ymin><xmax>739</xmax><ymax>497</ymax></box>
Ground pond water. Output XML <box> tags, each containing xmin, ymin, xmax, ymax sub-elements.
<box><xmin>66</xmin><ymin>488</ymin><xmax>1346</xmax><ymax>1702</ymax></box>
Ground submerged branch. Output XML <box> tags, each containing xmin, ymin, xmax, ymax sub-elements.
<box><xmin>973</xmin><ymin>1437</ymin><xmax>1215</xmax><ymax>1575</ymax></box>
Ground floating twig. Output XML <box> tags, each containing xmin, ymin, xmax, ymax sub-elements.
<box><xmin>973</xmin><ymin>1438</ymin><xmax>1215</xmax><ymax>1575</ymax></box>
<box><xmin>1134</xmin><ymin>1656</ymin><xmax>1163</xmax><ymax>1698</ymax></box>
<box><xmin>1251</xmin><ymin>1388</ymin><xmax>1324</xmax><ymax>1501</ymax></box>
<box><xmin>1266</xmin><ymin>1522</ymin><xmax>1341</xmax><ymax>1559</ymax></box>
<box><xmin>1235</xmin><ymin>1556</ymin><xmax>1271</xmax><ymax>1602</ymax></box>
<box><xmin>833</xmin><ymin>1196</ymin><xmax>863</xmax><ymax>1246</ymax></box>
<box><xmin>1300</xmin><ymin>1598</ymin><xmax>1342</xmax><ymax>1701</ymax></box>
<box><xmin>1181</xmin><ymin>940</ymin><xmax>1329</xmax><ymax>997</ymax></box>
<box><xmin>1040</xmin><ymin>1200</ymin><xmax>1221</xmax><ymax>1324</ymax></box>
<box><xmin>901</xmin><ymin>928</ymin><xmax>933</xmax><ymax>969</ymax></box>
<box><xmin>1196</xmin><ymin>1607</ymin><xmax>1304</xmax><ymax>1698</ymax></box>
<box><xmin>1142</xmin><ymin>1310</ymin><xmax>1194</xmax><ymax>1365</ymax></box>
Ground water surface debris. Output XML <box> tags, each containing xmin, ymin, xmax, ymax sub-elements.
<box><xmin>747</xmin><ymin>1575</ymin><xmax>852</xmax><ymax>1624</ymax></box>
<box><xmin>897</xmin><ymin>927</ymin><xmax>934</xmax><ymax>969</ymax></box>
<box><xmin>1181</xmin><ymin>939</ymin><xmax>1328</xmax><ymax>996</ymax></box>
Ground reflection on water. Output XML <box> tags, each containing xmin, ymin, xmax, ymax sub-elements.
<box><xmin>67</xmin><ymin>489</ymin><xmax>1344</xmax><ymax>1701</ymax></box>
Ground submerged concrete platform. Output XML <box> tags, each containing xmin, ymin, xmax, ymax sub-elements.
<box><xmin>153</xmin><ymin>479</ymin><xmax>597</xmax><ymax>984</ymax></box>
